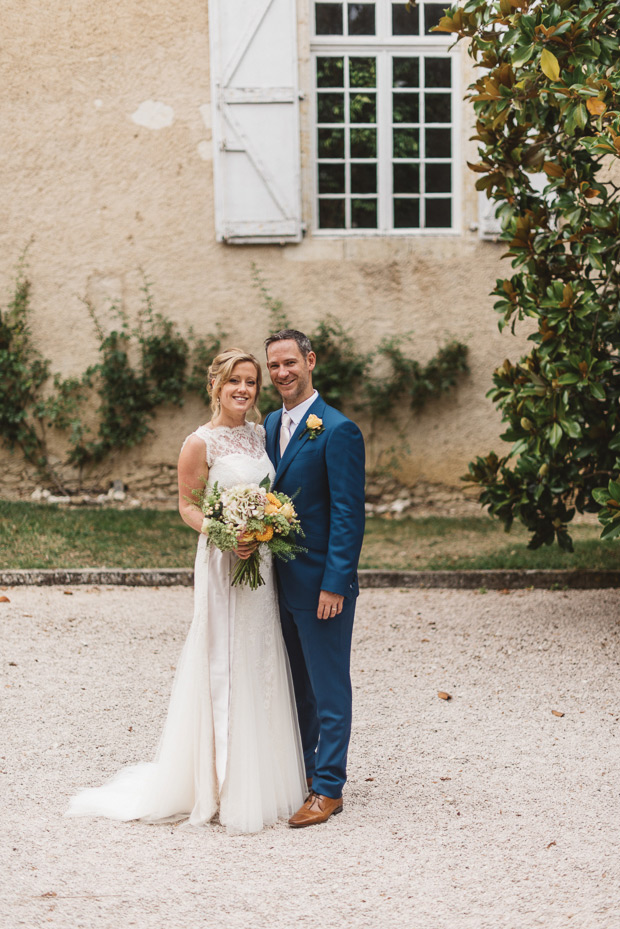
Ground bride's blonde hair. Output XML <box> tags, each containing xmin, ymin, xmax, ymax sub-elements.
<box><xmin>207</xmin><ymin>348</ymin><xmax>263</xmax><ymax>423</ymax></box>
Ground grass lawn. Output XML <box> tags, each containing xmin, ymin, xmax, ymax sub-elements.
<box><xmin>0</xmin><ymin>500</ymin><xmax>618</xmax><ymax>571</ymax></box>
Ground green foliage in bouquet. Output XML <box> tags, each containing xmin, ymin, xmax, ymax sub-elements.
<box><xmin>438</xmin><ymin>0</ymin><xmax>620</xmax><ymax>549</ymax></box>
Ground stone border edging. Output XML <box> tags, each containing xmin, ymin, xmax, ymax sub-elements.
<box><xmin>1</xmin><ymin>568</ymin><xmax>620</xmax><ymax>589</ymax></box>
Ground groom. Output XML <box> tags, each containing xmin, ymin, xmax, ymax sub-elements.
<box><xmin>264</xmin><ymin>329</ymin><xmax>365</xmax><ymax>827</ymax></box>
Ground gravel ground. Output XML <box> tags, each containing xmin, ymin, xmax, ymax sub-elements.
<box><xmin>1</xmin><ymin>585</ymin><xmax>620</xmax><ymax>929</ymax></box>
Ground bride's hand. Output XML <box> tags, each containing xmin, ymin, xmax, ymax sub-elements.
<box><xmin>235</xmin><ymin>539</ymin><xmax>258</xmax><ymax>560</ymax></box>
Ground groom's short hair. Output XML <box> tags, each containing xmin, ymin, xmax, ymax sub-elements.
<box><xmin>265</xmin><ymin>329</ymin><xmax>312</xmax><ymax>358</ymax></box>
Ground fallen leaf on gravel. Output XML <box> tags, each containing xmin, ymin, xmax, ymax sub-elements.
<box><xmin>63</xmin><ymin>590</ymin><xmax>73</xmax><ymax>596</ymax></box>
<box><xmin>438</xmin><ymin>691</ymin><xmax>452</xmax><ymax>701</ymax></box>
<box><xmin>499</xmin><ymin>589</ymin><xmax>511</xmax><ymax>595</ymax></box>
<box><xmin>40</xmin><ymin>892</ymin><xmax>57</xmax><ymax>898</ymax></box>
<box><xmin>0</xmin><ymin>596</ymin><xmax>10</xmax><ymax>603</ymax></box>
<box><xmin>547</xmin><ymin>841</ymin><xmax>557</xmax><ymax>849</ymax></box>
<box><xmin>440</xmin><ymin>776</ymin><xmax>451</xmax><ymax>781</ymax></box>
<box><xmin>8</xmin><ymin>661</ymin><xmax>17</xmax><ymax>667</ymax></box>
<box><xmin>552</xmin><ymin>710</ymin><xmax>565</xmax><ymax>717</ymax></box>
<box><xmin>421</xmin><ymin>638</ymin><xmax>430</xmax><ymax>643</ymax></box>
<box><xmin>365</xmin><ymin>777</ymin><xmax>374</xmax><ymax>781</ymax></box>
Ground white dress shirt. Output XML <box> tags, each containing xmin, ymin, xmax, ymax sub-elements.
<box><xmin>282</xmin><ymin>390</ymin><xmax>319</xmax><ymax>435</ymax></box>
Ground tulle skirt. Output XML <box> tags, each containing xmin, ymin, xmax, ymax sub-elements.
<box><xmin>67</xmin><ymin>538</ymin><xmax>306</xmax><ymax>834</ymax></box>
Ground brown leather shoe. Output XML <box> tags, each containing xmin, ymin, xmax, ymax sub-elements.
<box><xmin>289</xmin><ymin>792</ymin><xmax>343</xmax><ymax>828</ymax></box>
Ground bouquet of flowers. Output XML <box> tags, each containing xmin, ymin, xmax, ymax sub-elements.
<box><xmin>199</xmin><ymin>476</ymin><xmax>305</xmax><ymax>589</ymax></box>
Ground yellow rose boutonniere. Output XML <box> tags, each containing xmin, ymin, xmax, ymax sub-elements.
<box><xmin>300</xmin><ymin>413</ymin><xmax>325</xmax><ymax>440</ymax></box>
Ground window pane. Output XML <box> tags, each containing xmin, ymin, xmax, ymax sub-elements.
<box><xmin>318</xmin><ymin>92</ymin><xmax>345</xmax><ymax>123</ymax></box>
<box><xmin>426</xmin><ymin>128</ymin><xmax>451</xmax><ymax>158</ymax></box>
<box><xmin>425</xmin><ymin>198</ymin><xmax>452</xmax><ymax>227</ymax></box>
<box><xmin>348</xmin><ymin>3</ymin><xmax>375</xmax><ymax>35</ymax></box>
<box><xmin>393</xmin><ymin>92</ymin><xmax>419</xmax><ymax>123</ymax></box>
<box><xmin>393</xmin><ymin>57</ymin><xmax>419</xmax><ymax>89</ymax></box>
<box><xmin>392</xmin><ymin>2</ymin><xmax>419</xmax><ymax>35</ymax></box>
<box><xmin>315</xmin><ymin>3</ymin><xmax>343</xmax><ymax>35</ymax></box>
<box><xmin>393</xmin><ymin>128</ymin><xmax>419</xmax><ymax>158</ymax></box>
<box><xmin>394</xmin><ymin>198</ymin><xmax>420</xmax><ymax>228</ymax></box>
<box><xmin>393</xmin><ymin>163</ymin><xmax>420</xmax><ymax>194</ymax></box>
<box><xmin>317</xmin><ymin>57</ymin><xmax>344</xmax><ymax>88</ymax></box>
<box><xmin>426</xmin><ymin>163</ymin><xmax>451</xmax><ymax>193</ymax></box>
<box><xmin>319</xmin><ymin>199</ymin><xmax>345</xmax><ymax>228</ymax></box>
<box><xmin>350</xmin><ymin>127</ymin><xmax>377</xmax><ymax>158</ymax></box>
<box><xmin>351</xmin><ymin>163</ymin><xmax>377</xmax><ymax>193</ymax></box>
<box><xmin>319</xmin><ymin>163</ymin><xmax>346</xmax><ymax>194</ymax></box>
<box><xmin>425</xmin><ymin>58</ymin><xmax>451</xmax><ymax>88</ymax></box>
<box><xmin>352</xmin><ymin>198</ymin><xmax>377</xmax><ymax>228</ymax></box>
<box><xmin>350</xmin><ymin>93</ymin><xmax>376</xmax><ymax>123</ymax></box>
<box><xmin>350</xmin><ymin>57</ymin><xmax>376</xmax><ymax>88</ymax></box>
<box><xmin>318</xmin><ymin>128</ymin><xmax>345</xmax><ymax>158</ymax></box>
<box><xmin>425</xmin><ymin>93</ymin><xmax>451</xmax><ymax>123</ymax></box>
<box><xmin>424</xmin><ymin>3</ymin><xmax>444</xmax><ymax>35</ymax></box>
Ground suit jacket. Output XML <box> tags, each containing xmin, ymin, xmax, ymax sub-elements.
<box><xmin>264</xmin><ymin>394</ymin><xmax>366</xmax><ymax>609</ymax></box>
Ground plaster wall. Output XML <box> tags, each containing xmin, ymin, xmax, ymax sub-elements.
<box><xmin>0</xmin><ymin>1</ymin><xmax>531</xmax><ymax>493</ymax></box>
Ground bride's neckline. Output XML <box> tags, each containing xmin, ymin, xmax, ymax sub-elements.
<box><xmin>199</xmin><ymin>421</ymin><xmax>254</xmax><ymax>433</ymax></box>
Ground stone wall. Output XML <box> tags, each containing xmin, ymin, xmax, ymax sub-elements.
<box><xmin>0</xmin><ymin>2</ymin><xmax>531</xmax><ymax>497</ymax></box>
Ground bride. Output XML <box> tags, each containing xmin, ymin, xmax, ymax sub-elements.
<box><xmin>67</xmin><ymin>348</ymin><xmax>306</xmax><ymax>834</ymax></box>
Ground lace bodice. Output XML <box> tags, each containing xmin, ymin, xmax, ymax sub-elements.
<box><xmin>189</xmin><ymin>422</ymin><xmax>275</xmax><ymax>489</ymax></box>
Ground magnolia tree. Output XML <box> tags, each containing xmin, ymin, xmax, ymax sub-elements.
<box><xmin>438</xmin><ymin>0</ymin><xmax>620</xmax><ymax>547</ymax></box>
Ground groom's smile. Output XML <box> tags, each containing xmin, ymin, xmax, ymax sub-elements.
<box><xmin>266</xmin><ymin>339</ymin><xmax>316</xmax><ymax>408</ymax></box>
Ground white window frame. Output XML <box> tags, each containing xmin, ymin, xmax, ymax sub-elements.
<box><xmin>310</xmin><ymin>0</ymin><xmax>461</xmax><ymax>236</ymax></box>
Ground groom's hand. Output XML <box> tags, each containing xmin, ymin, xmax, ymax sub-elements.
<box><xmin>318</xmin><ymin>590</ymin><xmax>344</xmax><ymax>620</ymax></box>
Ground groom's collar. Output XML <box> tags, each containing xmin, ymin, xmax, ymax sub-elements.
<box><xmin>282</xmin><ymin>390</ymin><xmax>318</xmax><ymax>428</ymax></box>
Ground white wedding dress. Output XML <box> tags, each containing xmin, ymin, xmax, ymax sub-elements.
<box><xmin>68</xmin><ymin>422</ymin><xmax>306</xmax><ymax>834</ymax></box>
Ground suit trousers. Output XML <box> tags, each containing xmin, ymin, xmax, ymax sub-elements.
<box><xmin>278</xmin><ymin>590</ymin><xmax>356</xmax><ymax>799</ymax></box>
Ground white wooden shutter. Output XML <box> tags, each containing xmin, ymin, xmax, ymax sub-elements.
<box><xmin>478</xmin><ymin>172</ymin><xmax>549</xmax><ymax>241</ymax></box>
<box><xmin>478</xmin><ymin>192</ymin><xmax>502</xmax><ymax>241</ymax></box>
<box><xmin>208</xmin><ymin>0</ymin><xmax>302</xmax><ymax>244</ymax></box>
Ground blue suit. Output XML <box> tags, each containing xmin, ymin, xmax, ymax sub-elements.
<box><xmin>264</xmin><ymin>394</ymin><xmax>365</xmax><ymax>799</ymax></box>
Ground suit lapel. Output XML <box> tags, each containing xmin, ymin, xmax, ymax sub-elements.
<box><xmin>274</xmin><ymin>395</ymin><xmax>326</xmax><ymax>485</ymax></box>
<box><xmin>266</xmin><ymin>410</ymin><xmax>282</xmax><ymax>468</ymax></box>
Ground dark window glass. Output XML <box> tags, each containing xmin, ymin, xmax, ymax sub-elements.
<box><xmin>425</xmin><ymin>93</ymin><xmax>451</xmax><ymax>123</ymax></box>
<box><xmin>392</xmin><ymin>2</ymin><xmax>419</xmax><ymax>35</ymax></box>
<box><xmin>424</xmin><ymin>3</ymin><xmax>444</xmax><ymax>35</ymax></box>
<box><xmin>425</xmin><ymin>58</ymin><xmax>451</xmax><ymax>88</ymax></box>
<box><xmin>319</xmin><ymin>163</ymin><xmax>346</xmax><ymax>194</ymax></box>
<box><xmin>393</xmin><ymin>57</ymin><xmax>419</xmax><ymax>89</ymax></box>
<box><xmin>352</xmin><ymin>198</ymin><xmax>378</xmax><ymax>228</ymax></box>
<box><xmin>317</xmin><ymin>92</ymin><xmax>345</xmax><ymax>123</ymax></box>
<box><xmin>393</xmin><ymin>163</ymin><xmax>420</xmax><ymax>194</ymax></box>
<box><xmin>393</xmin><ymin>128</ymin><xmax>420</xmax><ymax>158</ymax></box>
<box><xmin>425</xmin><ymin>128</ymin><xmax>451</xmax><ymax>158</ymax></box>
<box><xmin>350</xmin><ymin>57</ymin><xmax>376</xmax><ymax>88</ymax></box>
<box><xmin>315</xmin><ymin>3</ymin><xmax>343</xmax><ymax>35</ymax></box>
<box><xmin>426</xmin><ymin>163</ymin><xmax>451</xmax><ymax>193</ymax></box>
<box><xmin>351</xmin><ymin>163</ymin><xmax>377</xmax><ymax>193</ymax></box>
<box><xmin>348</xmin><ymin>3</ymin><xmax>375</xmax><ymax>35</ymax></box>
<box><xmin>350</xmin><ymin>127</ymin><xmax>377</xmax><ymax>158</ymax></box>
<box><xmin>350</xmin><ymin>93</ymin><xmax>376</xmax><ymax>123</ymax></box>
<box><xmin>394</xmin><ymin>198</ymin><xmax>420</xmax><ymax>227</ymax></box>
<box><xmin>393</xmin><ymin>92</ymin><xmax>419</xmax><ymax>123</ymax></box>
<box><xmin>319</xmin><ymin>198</ymin><xmax>346</xmax><ymax>228</ymax></box>
<box><xmin>317</xmin><ymin>57</ymin><xmax>344</xmax><ymax>88</ymax></box>
<box><xmin>318</xmin><ymin>128</ymin><xmax>345</xmax><ymax>158</ymax></box>
<box><xmin>425</xmin><ymin>198</ymin><xmax>452</xmax><ymax>227</ymax></box>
